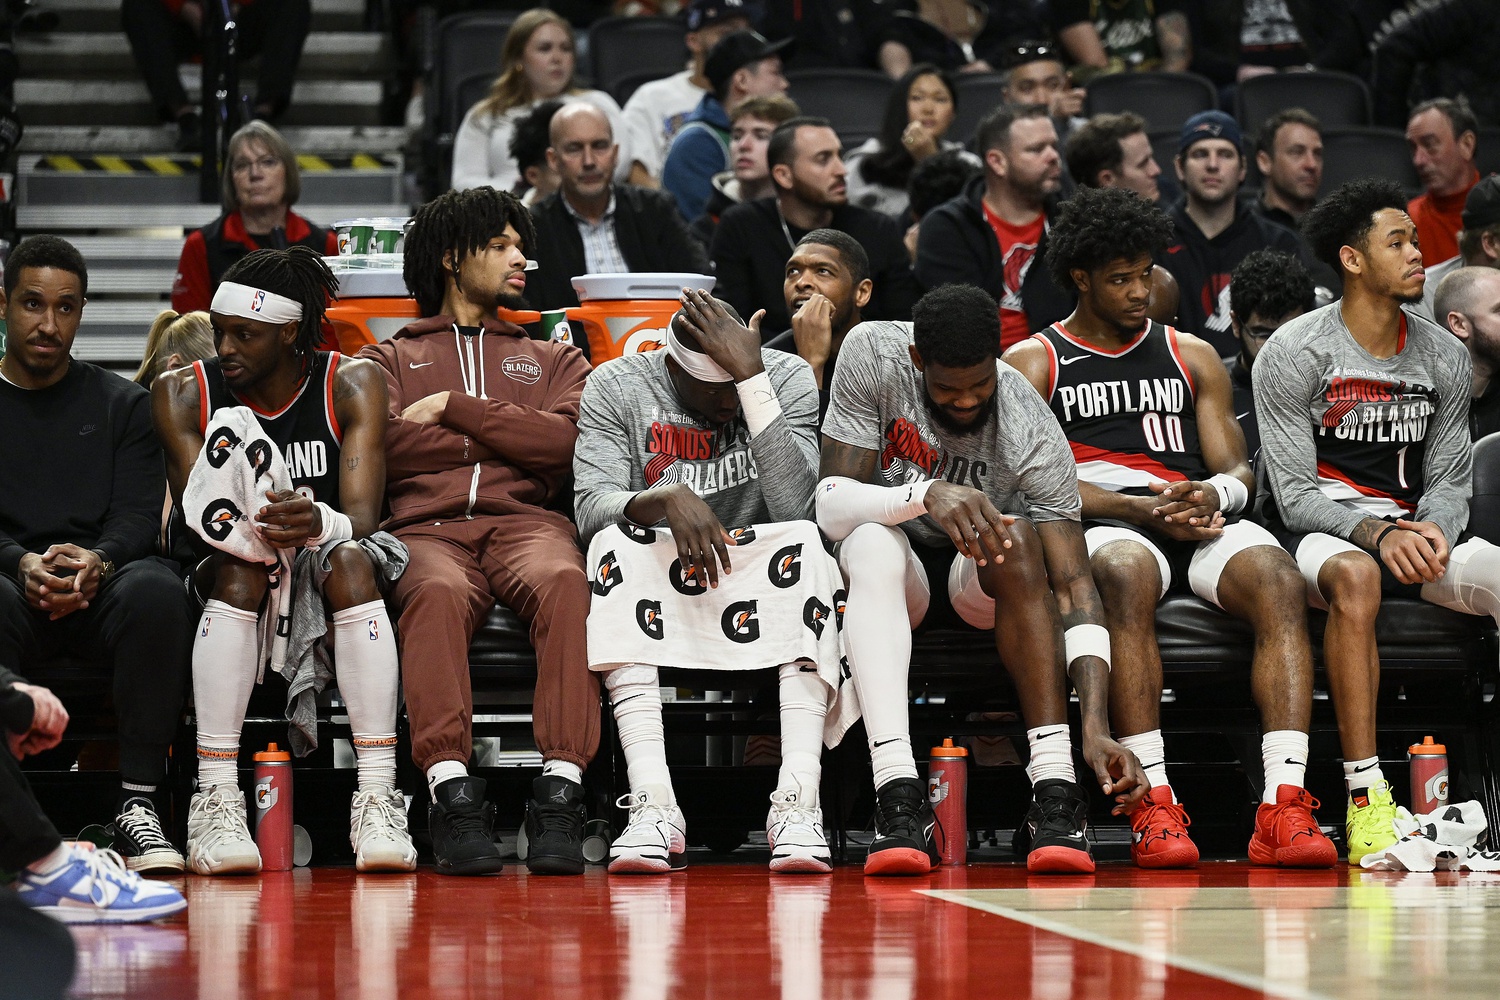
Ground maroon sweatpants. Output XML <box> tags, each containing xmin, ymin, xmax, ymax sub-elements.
<box><xmin>389</xmin><ymin>511</ymin><xmax>598</xmax><ymax>772</ymax></box>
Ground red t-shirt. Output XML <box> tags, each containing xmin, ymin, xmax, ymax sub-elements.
<box><xmin>982</xmin><ymin>203</ymin><xmax>1046</xmax><ymax>350</ymax></box>
<box><xmin>1408</xmin><ymin>168</ymin><xmax>1479</xmax><ymax>267</ymax></box>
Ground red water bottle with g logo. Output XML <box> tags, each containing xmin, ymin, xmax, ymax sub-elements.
<box><xmin>928</xmin><ymin>738</ymin><xmax>969</xmax><ymax>865</ymax></box>
<box><xmin>253</xmin><ymin>742</ymin><xmax>294</xmax><ymax>871</ymax></box>
<box><xmin>1408</xmin><ymin>736</ymin><xmax>1449</xmax><ymax>816</ymax></box>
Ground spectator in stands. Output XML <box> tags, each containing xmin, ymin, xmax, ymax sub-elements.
<box><xmin>1000</xmin><ymin>42</ymin><xmax>1087</xmax><ymax>130</ymax></box>
<box><xmin>844</xmin><ymin>65</ymin><xmax>980</xmax><ymax>220</ymax></box>
<box><xmin>875</xmin><ymin>0</ymin><xmax>1050</xmax><ymax>77</ymax></box>
<box><xmin>1371</xmin><ymin>0</ymin><xmax>1499</xmax><ymax>132</ymax></box>
<box><xmin>1185</xmin><ymin>0</ymin><xmax>1366</xmax><ymax>91</ymax></box>
<box><xmin>0</xmin><ymin>236</ymin><xmax>193</xmax><ymax>876</ymax></box>
<box><xmin>711</xmin><ymin>116</ymin><xmax>919</xmax><ymax>337</ymax></box>
<box><xmin>1004</xmin><ymin>187</ymin><xmax>1336</xmax><ymax>871</ymax></box>
<box><xmin>902</xmin><ymin>146</ymin><xmax>982</xmax><ymax>260</ymax></box>
<box><xmin>1224</xmin><ymin>249</ymin><xmax>1315</xmax><ymax>460</ymax></box>
<box><xmin>451</xmin><ymin>9</ymin><xmax>627</xmax><ymax>194</ymax></box>
<box><xmin>817</xmin><ymin>283</ymin><xmax>1146</xmax><ymax>875</ymax></box>
<box><xmin>526</xmin><ymin>104</ymin><xmax>709</xmax><ymax>318</ymax></box>
<box><xmin>122</xmin><ymin>0</ymin><xmax>310</xmax><ymax>150</ymax></box>
<box><xmin>914</xmin><ymin>104</ymin><xmax>1072</xmax><ymax>352</ymax></box>
<box><xmin>1255</xmin><ymin>178</ymin><xmax>1497</xmax><ymax>864</ymax></box>
<box><xmin>1406</xmin><ymin>97</ymin><xmax>1481</xmax><ymax>268</ymax></box>
<box><xmin>1049</xmin><ymin>0</ymin><xmax>1191</xmax><ymax>76</ymax></box>
<box><xmin>1252</xmin><ymin>109</ymin><xmax>1323</xmax><ymax>231</ymax></box>
<box><xmin>360</xmin><ymin>188</ymin><xmax>596</xmax><ymax>877</ymax></box>
<box><xmin>1065</xmin><ymin>111</ymin><xmax>1161</xmax><ymax>202</ymax></box>
<box><xmin>760</xmin><ymin>0</ymin><xmax>885</xmax><ymax>71</ymax></box>
<box><xmin>133</xmin><ymin>310</ymin><xmax>214</xmax><ymax>390</ymax></box>
<box><xmin>172</xmin><ymin>122</ymin><xmax>339</xmax><ymax>318</ymax></box>
<box><xmin>1163</xmin><ymin>111</ymin><xmax>1303</xmax><ymax>356</ymax></box>
<box><xmin>764</xmin><ymin>228</ymin><xmax>872</xmax><ymax>405</ymax></box>
<box><xmin>620</xmin><ymin>0</ymin><xmax>754</xmax><ymax>187</ymax></box>
<box><xmin>692</xmin><ymin>94</ymin><xmax>800</xmax><ymax>247</ymax></box>
<box><xmin>661</xmin><ymin>30</ymin><xmax>792</xmax><ymax>223</ymax></box>
<box><xmin>573</xmin><ymin>291</ymin><xmax>838</xmax><ymax>875</ymax></box>
<box><xmin>1434</xmin><ymin>266</ymin><xmax>1500</xmax><ymax>440</ymax></box>
<box><xmin>155</xmin><ymin>247</ymin><xmax>416</xmax><ymax>877</ymax></box>
<box><xmin>1419</xmin><ymin>175</ymin><xmax>1500</xmax><ymax>322</ymax></box>
<box><xmin>510</xmin><ymin>100</ymin><xmax>565</xmax><ymax>207</ymax></box>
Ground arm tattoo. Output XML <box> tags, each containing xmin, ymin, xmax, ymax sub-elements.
<box><xmin>1351</xmin><ymin>517</ymin><xmax>1395</xmax><ymax>553</ymax></box>
<box><xmin>345</xmin><ymin>456</ymin><xmax>360</xmax><ymax>471</ymax></box>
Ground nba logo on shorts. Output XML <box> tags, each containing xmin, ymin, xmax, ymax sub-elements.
<box><xmin>368</xmin><ymin>619</ymin><xmax>379</xmax><ymax>641</ymax></box>
<box><xmin>251</xmin><ymin>290</ymin><xmax>266</xmax><ymax>313</ymax></box>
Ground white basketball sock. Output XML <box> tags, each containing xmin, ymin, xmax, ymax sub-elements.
<box><xmin>193</xmin><ymin>600</ymin><xmax>260</xmax><ymax>791</ymax></box>
<box><xmin>425</xmin><ymin>760</ymin><xmax>468</xmax><ymax>799</ymax></box>
<box><xmin>1261</xmin><ymin>730</ymin><xmax>1308</xmax><ymax>803</ymax></box>
<box><xmin>542</xmin><ymin>759</ymin><xmax>584</xmax><ymax>785</ymax></box>
<box><xmin>1343</xmin><ymin>755</ymin><xmax>1384</xmax><ymax>794</ymax></box>
<box><xmin>1025</xmin><ymin>725</ymin><xmax>1075</xmax><ymax>785</ymax></box>
<box><xmin>607</xmin><ymin>666</ymin><xmax>675</xmax><ymax>800</ymax></box>
<box><xmin>331</xmin><ymin>600</ymin><xmax>399</xmax><ymax>792</ymax></box>
<box><xmin>1119</xmin><ymin>729</ymin><xmax>1171</xmax><ymax>798</ymax></box>
<box><xmin>776</xmin><ymin>663</ymin><xmax>827</xmax><ymax>800</ymax></box>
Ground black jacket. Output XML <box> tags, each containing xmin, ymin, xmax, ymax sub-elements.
<box><xmin>1188</xmin><ymin>0</ymin><xmax>1368</xmax><ymax>83</ymax></box>
<box><xmin>913</xmin><ymin>175</ymin><xmax>1074</xmax><ymax>343</ymax></box>
<box><xmin>710</xmin><ymin>197</ymin><xmax>920</xmax><ymax>337</ymax></box>
<box><xmin>1370</xmin><ymin>0</ymin><xmax>1500</xmax><ymax>129</ymax></box>
<box><xmin>526</xmin><ymin>184</ymin><xmax>711</xmax><ymax>313</ymax></box>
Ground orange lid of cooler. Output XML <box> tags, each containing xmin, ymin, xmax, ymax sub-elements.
<box><xmin>254</xmin><ymin>742</ymin><xmax>291</xmax><ymax>762</ymax></box>
<box><xmin>1409</xmin><ymin>736</ymin><xmax>1446</xmax><ymax>755</ymax></box>
<box><xmin>930</xmin><ymin>738</ymin><xmax>968</xmax><ymax>758</ymax></box>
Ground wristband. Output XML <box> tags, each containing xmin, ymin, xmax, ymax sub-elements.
<box><xmin>1368</xmin><ymin>522</ymin><xmax>1399</xmax><ymax>552</ymax></box>
<box><xmin>1063</xmin><ymin>623</ymin><xmax>1111</xmax><ymax>670</ymax></box>
<box><xmin>736</xmin><ymin>372</ymin><xmax>782</xmax><ymax>436</ymax></box>
<box><xmin>307</xmin><ymin>502</ymin><xmax>353</xmax><ymax>549</ymax></box>
<box><xmin>1206</xmin><ymin>473</ymin><xmax>1248</xmax><ymax>515</ymax></box>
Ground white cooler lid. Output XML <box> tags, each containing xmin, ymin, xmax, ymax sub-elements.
<box><xmin>324</xmin><ymin>256</ymin><xmax>409</xmax><ymax>298</ymax></box>
<box><xmin>570</xmin><ymin>272</ymin><xmax>715</xmax><ymax>302</ymax></box>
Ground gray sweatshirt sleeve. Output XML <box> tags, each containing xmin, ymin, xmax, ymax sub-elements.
<box><xmin>748</xmin><ymin>353</ymin><xmax>822</xmax><ymax>523</ymax></box>
<box><xmin>1415</xmin><ymin>341</ymin><xmax>1473</xmax><ymax>546</ymax></box>
<box><xmin>572</xmin><ymin>368</ymin><xmax>637</xmax><ymax>545</ymax></box>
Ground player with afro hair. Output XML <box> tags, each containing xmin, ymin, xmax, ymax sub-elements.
<box><xmin>1045</xmin><ymin>185</ymin><xmax>1175</xmax><ymax>294</ymax></box>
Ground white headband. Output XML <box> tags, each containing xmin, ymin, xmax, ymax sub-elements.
<box><xmin>211</xmin><ymin>281</ymin><xmax>305</xmax><ymax>325</ymax></box>
<box><xmin>665</xmin><ymin>316</ymin><xmax>733</xmax><ymax>383</ymax></box>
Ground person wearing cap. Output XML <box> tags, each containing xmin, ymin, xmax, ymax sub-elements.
<box><xmin>1418</xmin><ymin>174</ymin><xmax>1500</xmax><ymax>324</ymax></box>
<box><xmin>620</xmin><ymin>0</ymin><xmax>755</xmax><ymax>187</ymax></box>
<box><xmin>1161</xmin><ymin>110</ymin><xmax>1304</xmax><ymax>357</ymax></box>
<box><xmin>526</xmin><ymin>103</ymin><xmax>709</xmax><ymax>325</ymax></box>
<box><xmin>1000</xmin><ymin>42</ymin><xmax>1086</xmax><ymax>135</ymax></box>
<box><xmin>1434</xmin><ymin>266</ymin><xmax>1500</xmax><ymax>440</ymax></box>
<box><xmin>573</xmin><ymin>290</ymin><xmax>837</xmax><ymax>875</ymax></box>
<box><xmin>661</xmin><ymin>29</ymin><xmax>792</xmax><ymax>223</ymax></box>
<box><xmin>1405</xmin><ymin>97</ymin><xmax>1482</xmax><ymax>270</ymax></box>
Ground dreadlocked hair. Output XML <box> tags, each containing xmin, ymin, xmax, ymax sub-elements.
<box><xmin>402</xmin><ymin>186</ymin><xmax>537</xmax><ymax>318</ymax></box>
<box><xmin>221</xmin><ymin>244</ymin><xmax>340</xmax><ymax>358</ymax></box>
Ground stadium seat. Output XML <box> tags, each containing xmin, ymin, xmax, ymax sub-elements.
<box><xmin>949</xmin><ymin>73</ymin><xmax>1008</xmax><ymax>147</ymax></box>
<box><xmin>610</xmin><ymin>67</ymin><xmax>674</xmax><ymax>107</ymax></box>
<box><xmin>1477</xmin><ymin>128</ymin><xmax>1500</xmax><ymax>180</ymax></box>
<box><xmin>588</xmin><ymin>16</ymin><xmax>687</xmax><ymax>97</ymax></box>
<box><xmin>1083</xmin><ymin>71</ymin><xmax>1216</xmax><ymax>133</ymax></box>
<box><xmin>1236</xmin><ymin>70</ymin><xmax>1371</xmax><ymax>131</ymax></box>
<box><xmin>1319</xmin><ymin>127</ymin><xmax>1420</xmax><ymax>197</ymax></box>
<box><xmin>785</xmin><ymin>68</ymin><xmax>892</xmax><ymax>149</ymax></box>
<box><xmin>422</xmin><ymin>10</ymin><xmax>519</xmax><ymax>196</ymax></box>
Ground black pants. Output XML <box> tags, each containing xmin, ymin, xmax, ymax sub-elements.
<box><xmin>0</xmin><ymin>557</ymin><xmax>192</xmax><ymax>786</ymax></box>
<box><xmin>120</xmin><ymin>0</ymin><xmax>313</xmax><ymax>120</ymax></box>
<box><xmin>0</xmin><ymin>885</ymin><xmax>74</xmax><ymax>999</ymax></box>
<box><xmin>0</xmin><ymin>738</ymin><xmax>61</xmax><ymax>871</ymax></box>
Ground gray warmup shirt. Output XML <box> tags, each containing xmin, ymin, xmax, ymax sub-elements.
<box><xmin>574</xmin><ymin>348</ymin><xmax>821</xmax><ymax>543</ymax></box>
<box><xmin>822</xmin><ymin>320</ymin><xmax>1082</xmax><ymax>548</ymax></box>
<box><xmin>1253</xmin><ymin>302</ymin><xmax>1473</xmax><ymax>546</ymax></box>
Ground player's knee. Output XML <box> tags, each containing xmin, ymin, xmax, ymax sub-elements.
<box><xmin>1090</xmin><ymin>541</ymin><xmax>1158</xmax><ymax>602</ymax></box>
<box><xmin>841</xmin><ymin>522</ymin><xmax>909</xmax><ymax>579</ymax></box>
<box><xmin>1322</xmin><ymin>553</ymin><xmax>1381</xmax><ymax>621</ymax></box>
<box><xmin>209</xmin><ymin>555</ymin><xmax>270</xmax><ymax>611</ymax></box>
<box><xmin>326</xmin><ymin>541</ymin><xmax>378</xmax><ymax>590</ymax></box>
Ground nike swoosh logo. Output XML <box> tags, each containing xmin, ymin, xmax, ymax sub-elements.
<box><xmin>1058</xmin><ymin>355</ymin><xmax>1088</xmax><ymax>365</ymax></box>
<box><xmin>78</xmin><ymin>425</ymin><xmax>97</xmax><ymax>435</ymax></box>
<box><xmin>1284</xmin><ymin>758</ymin><xmax>1304</xmax><ymax>766</ymax></box>
<box><xmin>873</xmin><ymin>738</ymin><xmax>902</xmax><ymax>748</ymax></box>
<box><xmin>409</xmin><ymin>361</ymin><xmax>435</xmax><ymax>369</ymax></box>
<box><xmin>1035</xmin><ymin>729</ymin><xmax>1066</xmax><ymax>739</ymax></box>
<box><xmin>1236</xmin><ymin>412</ymin><xmax>1250</xmax><ymax>420</ymax></box>
<box><xmin>1352</xmin><ymin>762</ymin><xmax>1380</xmax><ymax>772</ymax></box>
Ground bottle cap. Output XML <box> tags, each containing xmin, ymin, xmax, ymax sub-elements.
<box><xmin>1408</xmin><ymin>735</ymin><xmax>1446</xmax><ymax>755</ymax></box>
<box><xmin>930</xmin><ymin>737</ymin><xmax>968</xmax><ymax>758</ymax></box>
<box><xmin>254</xmin><ymin>742</ymin><xmax>291</xmax><ymax>762</ymax></box>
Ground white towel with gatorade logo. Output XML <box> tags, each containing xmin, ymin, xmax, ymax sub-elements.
<box><xmin>584</xmin><ymin>518</ymin><xmax>860</xmax><ymax>746</ymax></box>
<box><xmin>1359</xmin><ymin>800</ymin><xmax>1500</xmax><ymax>871</ymax></box>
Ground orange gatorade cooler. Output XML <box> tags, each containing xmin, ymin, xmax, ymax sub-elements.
<box><xmin>568</xmin><ymin>272</ymin><xmax>715</xmax><ymax>363</ymax></box>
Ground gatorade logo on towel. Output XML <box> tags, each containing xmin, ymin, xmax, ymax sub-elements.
<box><xmin>803</xmin><ymin>596</ymin><xmax>830</xmax><ymax>639</ymax></box>
<box><xmin>202</xmin><ymin>498</ymin><xmax>245</xmax><ymax>542</ymax></box>
<box><xmin>722</xmin><ymin>600</ymin><xmax>760</xmax><ymax>644</ymax></box>
<box><xmin>592</xmin><ymin>550</ymin><xmax>624</xmax><ymax>596</ymax></box>
<box><xmin>636</xmin><ymin>600</ymin><xmax>664</xmax><ymax>640</ymax></box>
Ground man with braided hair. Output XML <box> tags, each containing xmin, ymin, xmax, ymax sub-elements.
<box><xmin>359</xmin><ymin>187</ymin><xmax>596</xmax><ymax>876</ymax></box>
<box><xmin>155</xmin><ymin>245</ymin><xmax>416</xmax><ymax>875</ymax></box>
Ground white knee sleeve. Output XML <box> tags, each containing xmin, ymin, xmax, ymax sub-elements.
<box><xmin>1187</xmin><ymin>519</ymin><xmax>1282</xmax><ymax>609</ymax></box>
<box><xmin>777</xmin><ymin>662</ymin><xmax>828</xmax><ymax>799</ymax></box>
<box><xmin>332</xmin><ymin>599</ymin><xmax>400</xmax><ymax>791</ymax></box>
<box><xmin>947</xmin><ymin>553</ymin><xmax>993</xmax><ymax>630</ymax></box>
<box><xmin>193</xmin><ymin>600</ymin><xmax>261</xmax><ymax>790</ymax></box>
<box><xmin>606</xmin><ymin>665</ymin><xmax>674</xmax><ymax>797</ymax></box>
<box><xmin>1423</xmin><ymin>537</ymin><xmax>1500</xmax><ymax>621</ymax></box>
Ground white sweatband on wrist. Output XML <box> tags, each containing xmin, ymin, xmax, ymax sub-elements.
<box><xmin>1207</xmin><ymin>473</ymin><xmax>1249</xmax><ymax>515</ymax></box>
<box><xmin>665</xmin><ymin>319</ymin><xmax>733</xmax><ymax>382</ymax></box>
<box><xmin>307</xmin><ymin>502</ymin><xmax>353</xmax><ymax>549</ymax></box>
<box><xmin>736</xmin><ymin>372</ymin><xmax>781</xmax><ymax>436</ymax></box>
<box><xmin>211</xmin><ymin>281</ymin><xmax>305</xmax><ymax>325</ymax></box>
<box><xmin>815</xmin><ymin>476</ymin><xmax>933</xmax><ymax>541</ymax></box>
<box><xmin>1064</xmin><ymin>623</ymin><xmax>1111</xmax><ymax>670</ymax></box>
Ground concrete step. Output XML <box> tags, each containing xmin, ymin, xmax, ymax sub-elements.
<box><xmin>73</xmin><ymin>300</ymin><xmax>172</xmax><ymax>367</ymax></box>
<box><xmin>18</xmin><ymin>78</ymin><xmax>384</xmax><ymax>127</ymax></box>
<box><xmin>20</xmin><ymin>125</ymin><xmax>412</xmax><ymax>157</ymax></box>
<box><xmin>88</xmin><ymin>269</ymin><xmax>179</xmax><ymax>294</ymax></box>
<box><xmin>18</xmin><ymin>202</ymin><xmax>410</xmax><ymax>230</ymax></box>
<box><xmin>17</xmin><ymin>31</ymin><xmax>392</xmax><ymax>78</ymax></box>
<box><xmin>65</xmin><ymin>236</ymin><xmax>186</xmax><ymax>261</ymax></box>
<box><xmin>18</xmin><ymin>153</ymin><xmax>404</xmax><ymax>205</ymax></box>
<box><xmin>46</xmin><ymin>0</ymin><xmax>367</xmax><ymax>33</ymax></box>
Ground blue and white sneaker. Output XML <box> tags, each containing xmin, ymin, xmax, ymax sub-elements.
<box><xmin>14</xmin><ymin>843</ymin><xmax>188</xmax><ymax>924</ymax></box>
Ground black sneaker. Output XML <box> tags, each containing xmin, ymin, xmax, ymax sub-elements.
<box><xmin>429</xmin><ymin>776</ymin><xmax>504</xmax><ymax>876</ymax></box>
<box><xmin>1013</xmin><ymin>778</ymin><xmax>1095</xmax><ymax>874</ymax></box>
<box><xmin>107</xmin><ymin>796</ymin><xmax>186</xmax><ymax>874</ymax></box>
<box><xmin>524</xmin><ymin>775</ymin><xmax>587</xmax><ymax>875</ymax></box>
<box><xmin>864</xmin><ymin>776</ymin><xmax>938</xmax><ymax>876</ymax></box>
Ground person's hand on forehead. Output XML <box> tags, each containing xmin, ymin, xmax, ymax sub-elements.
<box><xmin>673</xmin><ymin>288</ymin><xmax>764</xmax><ymax>383</ymax></box>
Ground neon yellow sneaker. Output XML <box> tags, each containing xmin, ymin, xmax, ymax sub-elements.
<box><xmin>1345</xmin><ymin>781</ymin><xmax>1399</xmax><ymax>865</ymax></box>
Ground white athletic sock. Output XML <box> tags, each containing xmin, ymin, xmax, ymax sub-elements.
<box><xmin>542</xmin><ymin>759</ymin><xmax>584</xmax><ymax>785</ymax></box>
<box><xmin>606</xmin><ymin>666</ymin><xmax>675</xmax><ymax>800</ymax></box>
<box><xmin>776</xmin><ymin>663</ymin><xmax>827</xmax><ymax>800</ymax></box>
<box><xmin>26</xmin><ymin>843</ymin><xmax>71</xmax><ymax>875</ymax></box>
<box><xmin>1261</xmin><ymin>730</ymin><xmax>1309</xmax><ymax>804</ymax></box>
<box><xmin>332</xmin><ymin>600</ymin><xmax>400</xmax><ymax>792</ymax></box>
<box><xmin>425</xmin><ymin>760</ymin><xmax>468</xmax><ymax>799</ymax></box>
<box><xmin>193</xmin><ymin>600</ymin><xmax>260</xmax><ymax>791</ymax></box>
<box><xmin>1119</xmin><ymin>730</ymin><xmax>1171</xmax><ymax>799</ymax></box>
<box><xmin>1343</xmin><ymin>755</ymin><xmax>1384</xmax><ymax>794</ymax></box>
<box><xmin>1025</xmin><ymin>725</ymin><xmax>1075</xmax><ymax>785</ymax></box>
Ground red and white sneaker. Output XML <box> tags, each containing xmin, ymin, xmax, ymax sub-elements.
<box><xmin>1247</xmin><ymin>784</ymin><xmax>1337</xmax><ymax>868</ymax></box>
<box><xmin>1129</xmin><ymin>786</ymin><xmax>1200</xmax><ymax>869</ymax></box>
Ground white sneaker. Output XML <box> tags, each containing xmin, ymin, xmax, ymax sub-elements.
<box><xmin>351</xmin><ymin>788</ymin><xmax>418</xmax><ymax>873</ymax></box>
<box><xmin>15</xmin><ymin>843</ymin><xmax>187</xmax><ymax>924</ymax></box>
<box><xmin>186</xmin><ymin>786</ymin><xmax>262</xmax><ymax>875</ymax></box>
<box><xmin>608</xmin><ymin>787</ymin><xmax>687</xmax><ymax>874</ymax></box>
<box><xmin>766</xmin><ymin>788</ymin><xmax>832</xmax><ymax>874</ymax></box>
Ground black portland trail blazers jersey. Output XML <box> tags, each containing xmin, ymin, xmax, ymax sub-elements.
<box><xmin>194</xmin><ymin>352</ymin><xmax>344</xmax><ymax>509</ymax></box>
<box><xmin>1032</xmin><ymin>320</ymin><xmax>1209</xmax><ymax>492</ymax></box>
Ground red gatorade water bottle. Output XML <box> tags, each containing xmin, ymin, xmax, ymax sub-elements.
<box><xmin>253</xmin><ymin>743</ymin><xmax>294</xmax><ymax>871</ymax></box>
<box><xmin>1408</xmin><ymin>736</ymin><xmax>1449</xmax><ymax>816</ymax></box>
<box><xmin>928</xmin><ymin>738</ymin><xmax>969</xmax><ymax>866</ymax></box>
